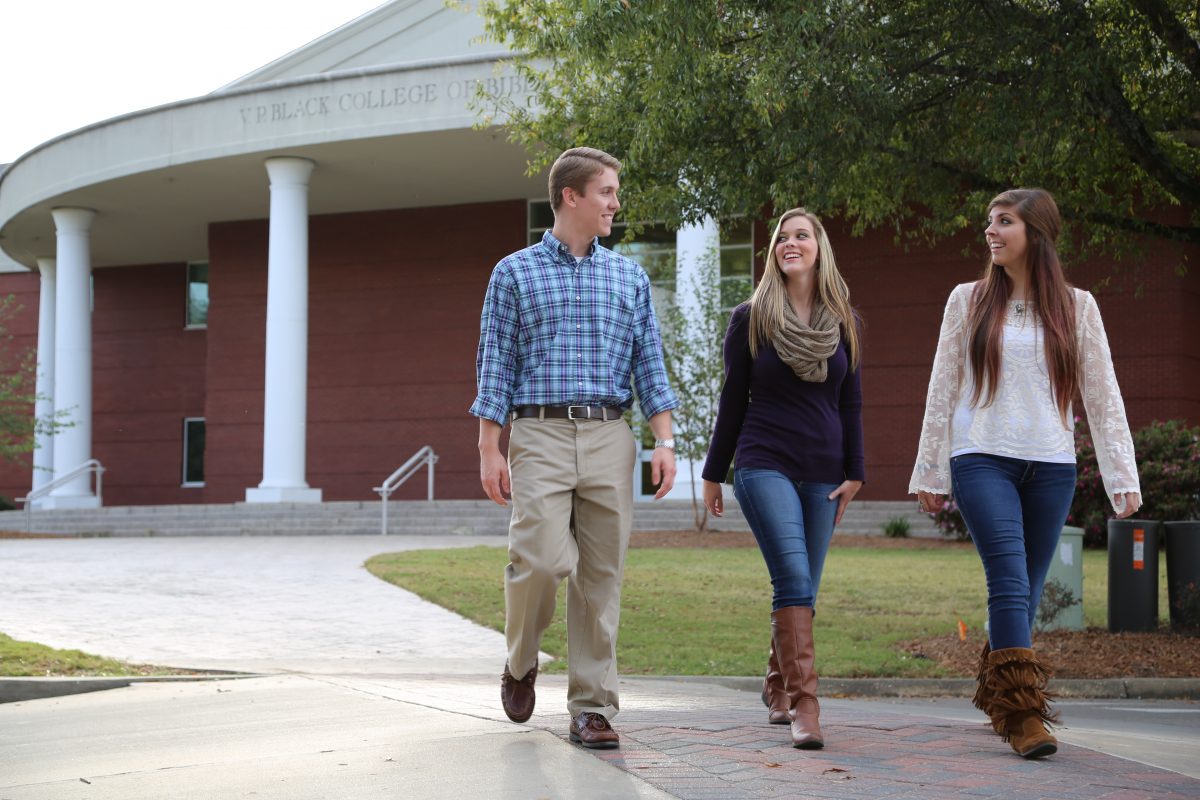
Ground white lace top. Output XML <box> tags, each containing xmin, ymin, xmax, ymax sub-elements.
<box><xmin>909</xmin><ymin>282</ymin><xmax>1140</xmax><ymax>511</ymax></box>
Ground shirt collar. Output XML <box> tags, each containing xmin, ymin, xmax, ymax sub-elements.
<box><xmin>541</xmin><ymin>230</ymin><xmax>598</xmax><ymax>262</ymax></box>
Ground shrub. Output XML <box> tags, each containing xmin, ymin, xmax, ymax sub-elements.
<box><xmin>929</xmin><ymin>496</ymin><xmax>970</xmax><ymax>542</ymax></box>
<box><xmin>1070</xmin><ymin>418</ymin><xmax>1200</xmax><ymax>547</ymax></box>
<box><xmin>883</xmin><ymin>516</ymin><xmax>910</xmax><ymax>538</ymax></box>
<box><xmin>1135</xmin><ymin>420</ymin><xmax>1200</xmax><ymax>522</ymax></box>
<box><xmin>1035</xmin><ymin>577</ymin><xmax>1081</xmax><ymax>632</ymax></box>
<box><xmin>1172</xmin><ymin>579</ymin><xmax>1200</xmax><ymax>635</ymax></box>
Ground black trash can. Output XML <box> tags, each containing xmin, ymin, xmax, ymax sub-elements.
<box><xmin>1107</xmin><ymin>519</ymin><xmax>1161</xmax><ymax>632</ymax></box>
<box><xmin>1165</xmin><ymin>521</ymin><xmax>1200</xmax><ymax>631</ymax></box>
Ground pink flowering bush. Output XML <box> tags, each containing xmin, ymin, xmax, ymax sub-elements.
<box><xmin>1070</xmin><ymin>418</ymin><xmax>1200</xmax><ymax>547</ymax></box>
<box><xmin>931</xmin><ymin>496</ymin><xmax>970</xmax><ymax>542</ymax></box>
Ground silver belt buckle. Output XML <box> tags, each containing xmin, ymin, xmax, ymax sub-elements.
<box><xmin>567</xmin><ymin>405</ymin><xmax>590</xmax><ymax>420</ymax></box>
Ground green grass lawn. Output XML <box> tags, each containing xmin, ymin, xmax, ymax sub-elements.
<box><xmin>0</xmin><ymin>632</ymin><xmax>195</xmax><ymax>678</ymax></box>
<box><xmin>366</xmin><ymin>542</ymin><xmax>1171</xmax><ymax>678</ymax></box>
<box><xmin>1</xmin><ymin>540</ymin><xmax>1171</xmax><ymax>678</ymax></box>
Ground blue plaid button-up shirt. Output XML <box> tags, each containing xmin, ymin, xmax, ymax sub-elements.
<box><xmin>470</xmin><ymin>230</ymin><xmax>679</xmax><ymax>425</ymax></box>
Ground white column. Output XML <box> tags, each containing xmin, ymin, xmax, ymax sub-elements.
<box><xmin>30</xmin><ymin>257</ymin><xmax>56</xmax><ymax>502</ymax></box>
<box><xmin>675</xmin><ymin>216</ymin><xmax>720</xmax><ymax>321</ymax></box>
<box><xmin>245</xmin><ymin>157</ymin><xmax>321</xmax><ymax>503</ymax></box>
<box><xmin>44</xmin><ymin>208</ymin><xmax>100</xmax><ymax>509</ymax></box>
<box><xmin>658</xmin><ymin>217</ymin><xmax>721</xmax><ymax>502</ymax></box>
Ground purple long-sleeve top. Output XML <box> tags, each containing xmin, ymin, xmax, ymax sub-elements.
<box><xmin>701</xmin><ymin>303</ymin><xmax>865</xmax><ymax>486</ymax></box>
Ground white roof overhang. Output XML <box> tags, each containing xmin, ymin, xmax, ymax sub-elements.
<box><xmin>0</xmin><ymin>54</ymin><xmax>542</xmax><ymax>270</ymax></box>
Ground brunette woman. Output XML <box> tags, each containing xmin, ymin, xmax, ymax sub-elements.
<box><xmin>911</xmin><ymin>188</ymin><xmax>1140</xmax><ymax>758</ymax></box>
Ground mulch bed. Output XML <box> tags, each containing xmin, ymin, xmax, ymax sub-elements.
<box><xmin>902</xmin><ymin>630</ymin><xmax>1200</xmax><ymax>679</ymax></box>
<box><xmin>632</xmin><ymin>529</ymin><xmax>1200</xmax><ymax>679</ymax></box>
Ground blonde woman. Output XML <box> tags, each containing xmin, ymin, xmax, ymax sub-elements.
<box><xmin>703</xmin><ymin>208</ymin><xmax>864</xmax><ymax>749</ymax></box>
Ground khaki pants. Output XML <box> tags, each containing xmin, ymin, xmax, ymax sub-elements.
<box><xmin>505</xmin><ymin>415</ymin><xmax>636</xmax><ymax>719</ymax></box>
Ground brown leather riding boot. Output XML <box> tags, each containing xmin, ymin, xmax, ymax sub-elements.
<box><xmin>983</xmin><ymin>647</ymin><xmax>1059</xmax><ymax>758</ymax></box>
<box><xmin>762</xmin><ymin>638</ymin><xmax>790</xmax><ymax>724</ymax></box>
<box><xmin>771</xmin><ymin>605</ymin><xmax>823</xmax><ymax>749</ymax></box>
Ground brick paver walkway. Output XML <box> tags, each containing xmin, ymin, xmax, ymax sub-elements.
<box><xmin>560</xmin><ymin>701</ymin><xmax>1197</xmax><ymax>799</ymax></box>
<box><xmin>338</xmin><ymin>673</ymin><xmax>1200</xmax><ymax>799</ymax></box>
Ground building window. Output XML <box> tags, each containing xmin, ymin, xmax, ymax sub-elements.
<box><xmin>186</xmin><ymin>262</ymin><xmax>209</xmax><ymax>328</ymax></box>
<box><xmin>182</xmin><ymin>418</ymin><xmax>205</xmax><ymax>486</ymax></box>
<box><xmin>529</xmin><ymin>201</ymin><xmax>679</xmax><ymax>314</ymax></box>
<box><xmin>718</xmin><ymin>218</ymin><xmax>754</xmax><ymax>312</ymax></box>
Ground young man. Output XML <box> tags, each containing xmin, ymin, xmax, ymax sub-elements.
<box><xmin>470</xmin><ymin>147</ymin><xmax>678</xmax><ymax>749</ymax></box>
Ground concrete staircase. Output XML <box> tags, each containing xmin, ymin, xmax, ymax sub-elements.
<box><xmin>0</xmin><ymin>499</ymin><xmax>940</xmax><ymax>539</ymax></box>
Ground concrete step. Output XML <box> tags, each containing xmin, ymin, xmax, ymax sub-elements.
<box><xmin>0</xmin><ymin>499</ymin><xmax>945</xmax><ymax>540</ymax></box>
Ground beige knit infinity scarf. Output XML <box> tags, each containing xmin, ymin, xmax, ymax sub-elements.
<box><xmin>774</xmin><ymin>302</ymin><xmax>840</xmax><ymax>382</ymax></box>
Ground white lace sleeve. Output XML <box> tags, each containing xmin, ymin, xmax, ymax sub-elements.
<box><xmin>909</xmin><ymin>283</ymin><xmax>972</xmax><ymax>495</ymax></box>
<box><xmin>1076</xmin><ymin>290</ymin><xmax>1141</xmax><ymax>510</ymax></box>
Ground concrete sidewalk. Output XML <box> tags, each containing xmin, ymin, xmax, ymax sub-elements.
<box><xmin>2</xmin><ymin>535</ymin><xmax>1198</xmax><ymax>799</ymax></box>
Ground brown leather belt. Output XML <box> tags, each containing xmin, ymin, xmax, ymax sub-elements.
<box><xmin>511</xmin><ymin>405</ymin><xmax>625</xmax><ymax>421</ymax></box>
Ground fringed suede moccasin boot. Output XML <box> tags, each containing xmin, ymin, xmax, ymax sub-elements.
<box><xmin>983</xmin><ymin>647</ymin><xmax>1059</xmax><ymax>759</ymax></box>
<box><xmin>971</xmin><ymin>641</ymin><xmax>993</xmax><ymax>716</ymax></box>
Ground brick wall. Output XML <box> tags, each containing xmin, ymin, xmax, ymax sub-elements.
<box><xmin>832</xmin><ymin>220</ymin><xmax>1200</xmax><ymax>499</ymax></box>
<box><xmin>93</xmin><ymin>264</ymin><xmax>207</xmax><ymax>504</ymax></box>
<box><xmin>202</xmin><ymin>199</ymin><xmax>526</xmax><ymax>503</ymax></box>
<box><xmin>0</xmin><ymin>204</ymin><xmax>1193</xmax><ymax>506</ymax></box>
<box><xmin>0</xmin><ymin>265</ymin><xmax>207</xmax><ymax>507</ymax></box>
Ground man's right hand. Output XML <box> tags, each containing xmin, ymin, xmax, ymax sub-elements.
<box><xmin>478</xmin><ymin>419</ymin><xmax>511</xmax><ymax>506</ymax></box>
<box><xmin>480</xmin><ymin>448</ymin><xmax>511</xmax><ymax>506</ymax></box>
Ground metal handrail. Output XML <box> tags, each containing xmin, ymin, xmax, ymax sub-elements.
<box><xmin>373</xmin><ymin>446</ymin><xmax>438</xmax><ymax>535</ymax></box>
<box><xmin>17</xmin><ymin>459</ymin><xmax>106</xmax><ymax>527</ymax></box>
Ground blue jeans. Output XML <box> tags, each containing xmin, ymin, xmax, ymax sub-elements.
<box><xmin>950</xmin><ymin>453</ymin><xmax>1076</xmax><ymax>650</ymax></box>
<box><xmin>733</xmin><ymin>468</ymin><xmax>839</xmax><ymax>611</ymax></box>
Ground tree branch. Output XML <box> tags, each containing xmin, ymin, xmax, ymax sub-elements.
<box><xmin>1063</xmin><ymin>207</ymin><xmax>1200</xmax><ymax>245</ymax></box>
<box><xmin>1057</xmin><ymin>0</ymin><xmax>1200</xmax><ymax>206</ymax></box>
<box><xmin>1129</xmin><ymin>0</ymin><xmax>1200</xmax><ymax>84</ymax></box>
<box><xmin>879</xmin><ymin>145</ymin><xmax>1200</xmax><ymax>244</ymax></box>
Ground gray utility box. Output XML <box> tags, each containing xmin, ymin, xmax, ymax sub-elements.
<box><xmin>1039</xmin><ymin>525</ymin><xmax>1084</xmax><ymax>631</ymax></box>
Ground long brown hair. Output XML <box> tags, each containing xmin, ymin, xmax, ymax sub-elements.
<box><xmin>967</xmin><ymin>188</ymin><xmax>1078</xmax><ymax>420</ymax></box>
<box><xmin>749</xmin><ymin>208</ymin><xmax>860</xmax><ymax>369</ymax></box>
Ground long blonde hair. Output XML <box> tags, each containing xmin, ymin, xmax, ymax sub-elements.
<box><xmin>749</xmin><ymin>208</ymin><xmax>860</xmax><ymax>369</ymax></box>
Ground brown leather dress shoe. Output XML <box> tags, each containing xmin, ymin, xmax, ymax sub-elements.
<box><xmin>500</xmin><ymin>662</ymin><xmax>536</xmax><ymax>723</ymax></box>
<box><xmin>569</xmin><ymin>711</ymin><xmax>620</xmax><ymax>749</ymax></box>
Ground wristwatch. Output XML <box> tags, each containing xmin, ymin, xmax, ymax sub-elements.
<box><xmin>654</xmin><ymin>438</ymin><xmax>676</xmax><ymax>451</ymax></box>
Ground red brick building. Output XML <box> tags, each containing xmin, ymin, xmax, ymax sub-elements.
<box><xmin>0</xmin><ymin>1</ymin><xmax>1195</xmax><ymax>509</ymax></box>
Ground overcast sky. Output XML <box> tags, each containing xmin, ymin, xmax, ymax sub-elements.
<box><xmin>0</xmin><ymin>1</ymin><xmax>391</xmax><ymax>164</ymax></box>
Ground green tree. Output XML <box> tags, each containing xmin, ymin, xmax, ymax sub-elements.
<box><xmin>658</xmin><ymin>251</ymin><xmax>729</xmax><ymax>531</ymax></box>
<box><xmin>478</xmin><ymin>0</ymin><xmax>1199</xmax><ymax>258</ymax></box>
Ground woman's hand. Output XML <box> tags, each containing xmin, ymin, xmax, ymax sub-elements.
<box><xmin>917</xmin><ymin>490</ymin><xmax>946</xmax><ymax>514</ymax></box>
<box><xmin>703</xmin><ymin>480</ymin><xmax>724</xmax><ymax>518</ymax></box>
<box><xmin>829</xmin><ymin>480</ymin><xmax>863</xmax><ymax>526</ymax></box>
<box><xmin>1113</xmin><ymin>491</ymin><xmax>1142</xmax><ymax>519</ymax></box>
